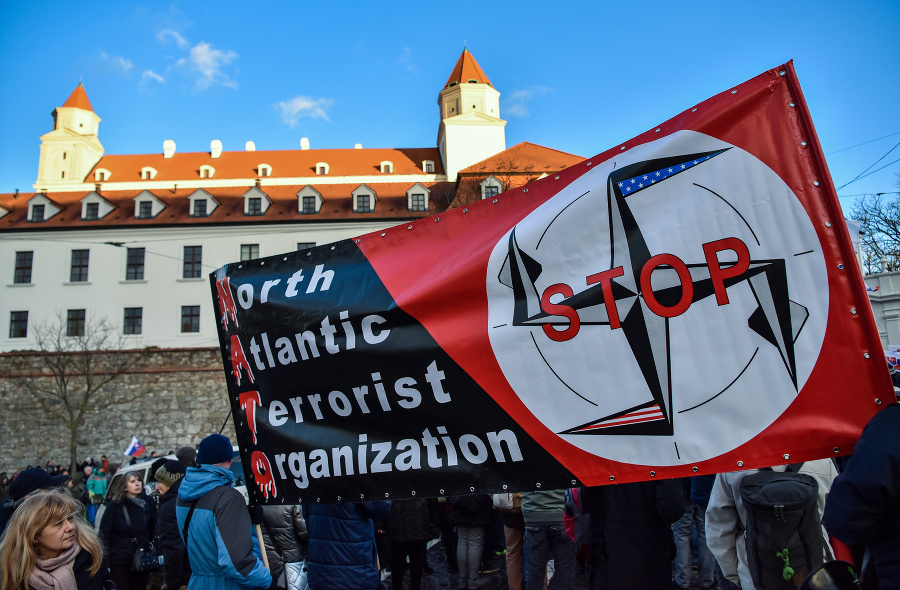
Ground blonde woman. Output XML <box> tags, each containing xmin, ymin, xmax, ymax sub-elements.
<box><xmin>0</xmin><ymin>488</ymin><xmax>113</xmax><ymax>590</ymax></box>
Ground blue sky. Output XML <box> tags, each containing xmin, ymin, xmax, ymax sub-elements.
<box><xmin>1</xmin><ymin>1</ymin><xmax>897</xmax><ymax>216</ymax></box>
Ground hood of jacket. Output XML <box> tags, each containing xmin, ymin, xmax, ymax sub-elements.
<box><xmin>177</xmin><ymin>465</ymin><xmax>234</xmax><ymax>502</ymax></box>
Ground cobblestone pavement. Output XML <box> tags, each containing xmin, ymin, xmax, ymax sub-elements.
<box><xmin>381</xmin><ymin>539</ymin><xmax>591</xmax><ymax>590</ymax></box>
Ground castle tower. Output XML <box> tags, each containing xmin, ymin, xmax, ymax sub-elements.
<box><xmin>437</xmin><ymin>49</ymin><xmax>506</xmax><ymax>182</ymax></box>
<box><xmin>35</xmin><ymin>83</ymin><xmax>104</xmax><ymax>189</ymax></box>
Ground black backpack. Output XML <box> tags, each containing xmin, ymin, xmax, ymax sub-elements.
<box><xmin>739</xmin><ymin>464</ymin><xmax>823</xmax><ymax>589</ymax></box>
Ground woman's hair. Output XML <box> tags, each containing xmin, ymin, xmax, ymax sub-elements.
<box><xmin>0</xmin><ymin>488</ymin><xmax>104</xmax><ymax>589</ymax></box>
<box><xmin>109</xmin><ymin>472</ymin><xmax>141</xmax><ymax>504</ymax></box>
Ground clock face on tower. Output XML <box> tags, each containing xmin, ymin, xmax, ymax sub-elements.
<box><xmin>485</xmin><ymin>130</ymin><xmax>829</xmax><ymax>467</ymax></box>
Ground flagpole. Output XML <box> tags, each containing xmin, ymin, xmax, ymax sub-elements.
<box><xmin>219</xmin><ymin>409</ymin><xmax>232</xmax><ymax>435</ymax></box>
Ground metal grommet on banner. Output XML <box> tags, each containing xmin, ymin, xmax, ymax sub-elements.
<box><xmin>813</xmin><ymin>181</ymin><xmax>820</xmax><ymax>187</ymax></box>
<box><xmin>851</xmin><ymin>308</ymin><xmax>857</xmax><ymax>315</ymax></box>
<box><xmin>731</xmin><ymin>90</ymin><xmax>737</xmax><ymax>94</ymax></box>
<box><xmin>435</xmin><ymin>217</ymin><xmax>440</xmax><ymax>221</ymax></box>
<box><xmin>609</xmin><ymin>476</ymin><xmax>615</xmax><ymax>481</ymax></box>
<box><xmin>834</xmin><ymin>447</ymin><xmax>840</xmax><ymax>453</ymax></box>
<box><xmin>469</xmin><ymin>487</ymin><xmax>475</xmax><ymax>492</ymax></box>
<box><xmin>355</xmin><ymin>239</ymin><xmax>360</xmax><ymax>243</ymax></box>
<box><xmin>875</xmin><ymin>398</ymin><xmax>883</xmax><ymax>405</ymax></box>
<box><xmin>463</xmin><ymin>208</ymin><xmax>468</xmax><ymax>213</ymax></box>
<box><xmin>801</xmin><ymin>141</ymin><xmax>808</xmax><ymax>146</ymax></box>
<box><xmin>502</xmin><ymin>484</ymin><xmax>508</xmax><ymax>490</ymax></box>
<box><xmin>780</xmin><ymin>71</ymin><xmax>786</xmax><ymax>76</ymax></box>
<box><xmin>692</xmin><ymin>466</ymin><xmax>699</xmax><ymax>473</ymax></box>
<box><xmin>283</xmin><ymin>257</ymin><xmax>287</xmax><ymax>261</ymax></box>
<box><xmin>260</xmin><ymin>261</ymin><xmax>265</xmax><ymax>266</ymax></box>
<box><xmin>523</xmin><ymin>188</ymin><xmax>528</xmax><ymax>193</ymax></box>
<box><xmin>555</xmin><ymin>175</ymin><xmax>560</xmax><ymax>180</ymax></box>
<box><xmin>336</xmin><ymin>496</ymin><xmax>341</xmax><ymax>502</ymax></box>
<box><xmin>649</xmin><ymin>471</ymin><xmax>656</xmax><ymax>477</ymax></box>
<box><xmin>789</xmin><ymin>103</ymin><xmax>796</xmax><ymax>108</ymax></box>
<box><xmin>655</xmin><ymin>128</ymin><xmax>661</xmax><ymax>133</ymax></box>
<box><xmin>238</xmin><ymin>265</ymin><xmax>242</xmax><ymax>269</ymax></box>
<box><xmin>587</xmin><ymin>161</ymin><xmax>592</xmax><ymax>166</ymax></box>
<box><xmin>783</xmin><ymin>454</ymin><xmax>790</xmax><ymax>460</ymax></box>
<box><xmin>535</xmin><ymin>483</ymin><xmax>541</xmax><ymax>488</ymax></box>
<box><xmin>307</xmin><ymin>251</ymin><xmax>312</xmax><ymax>255</ymax></box>
<box><xmin>316</xmin><ymin>498</ymin><xmax>320</xmax><ymax>503</ymax></box>
<box><xmin>492</xmin><ymin>199</ymin><xmax>498</xmax><ymax>203</ymax></box>
<box><xmin>385</xmin><ymin>492</ymin><xmax>390</xmax><ymax>498</ymax></box>
<box><xmin>571</xmin><ymin>480</ymin><xmax>577</xmax><ymax>485</ymax></box>
<box><xmin>411</xmin><ymin>491</ymin><xmax>416</xmax><ymax>496</ymax></box>
<box><xmin>692</xmin><ymin>108</ymin><xmax>698</xmax><ymax>112</ymax></box>
<box><xmin>864</xmin><ymin>352</ymin><xmax>871</xmax><ymax>358</ymax></box>
<box><xmin>439</xmin><ymin>489</ymin><xmax>445</xmax><ymax>495</ymax></box>
<box><xmin>737</xmin><ymin>461</ymin><xmax>744</xmax><ymax>467</ymax></box>
<box><xmin>360</xmin><ymin>494</ymin><xmax>364</xmax><ymax>499</ymax></box>
<box><xmin>838</xmin><ymin>264</ymin><xmax>844</xmax><ymax>270</ymax></box>
<box><xmin>408</xmin><ymin>225</ymin><xmax>412</xmax><ymax>229</ymax></box>
<box><xmin>825</xmin><ymin>222</ymin><xmax>832</xmax><ymax>227</ymax></box>
<box><xmin>381</xmin><ymin>233</ymin><xmax>386</xmax><ymax>237</ymax></box>
<box><xmin>620</xmin><ymin>146</ymin><xmax>626</xmax><ymax>151</ymax></box>
<box><xmin>330</xmin><ymin>245</ymin><xmax>335</xmax><ymax>250</ymax></box>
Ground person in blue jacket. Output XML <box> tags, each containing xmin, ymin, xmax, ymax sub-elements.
<box><xmin>303</xmin><ymin>499</ymin><xmax>391</xmax><ymax>590</ymax></box>
<box><xmin>176</xmin><ymin>434</ymin><xmax>271</xmax><ymax>590</ymax></box>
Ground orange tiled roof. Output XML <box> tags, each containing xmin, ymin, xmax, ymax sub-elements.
<box><xmin>444</xmin><ymin>49</ymin><xmax>492</xmax><ymax>89</ymax></box>
<box><xmin>61</xmin><ymin>83</ymin><xmax>94</xmax><ymax>112</ymax></box>
<box><xmin>0</xmin><ymin>182</ymin><xmax>456</xmax><ymax>231</ymax></box>
<box><xmin>458</xmin><ymin>142</ymin><xmax>584</xmax><ymax>174</ymax></box>
<box><xmin>87</xmin><ymin>147</ymin><xmax>443</xmax><ymax>182</ymax></box>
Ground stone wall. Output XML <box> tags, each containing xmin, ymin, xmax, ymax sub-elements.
<box><xmin>0</xmin><ymin>347</ymin><xmax>236</xmax><ymax>473</ymax></box>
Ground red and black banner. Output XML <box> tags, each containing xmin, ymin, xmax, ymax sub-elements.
<box><xmin>211</xmin><ymin>62</ymin><xmax>888</xmax><ymax>506</ymax></box>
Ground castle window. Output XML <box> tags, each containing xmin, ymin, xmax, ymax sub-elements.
<box><xmin>14</xmin><ymin>251</ymin><xmax>33</xmax><ymax>284</ymax></box>
<box><xmin>183</xmin><ymin>246</ymin><xmax>202</xmax><ymax>279</ymax></box>
<box><xmin>63</xmin><ymin>152</ymin><xmax>67</xmax><ymax>160</ymax></box>
<box><xmin>200</xmin><ymin>165</ymin><xmax>215</xmax><ymax>179</ymax></box>
<box><xmin>180</xmin><ymin>306</ymin><xmax>200</xmax><ymax>333</ymax></box>
<box><xmin>61</xmin><ymin>171</ymin><xmax>65</xmax><ymax>179</ymax></box>
<box><xmin>141</xmin><ymin>167</ymin><xmax>157</xmax><ymax>180</ymax></box>
<box><xmin>241</xmin><ymin>244</ymin><xmax>259</xmax><ymax>261</ymax></box>
<box><xmin>380</xmin><ymin>161</ymin><xmax>393</xmax><ymax>174</ymax></box>
<box><xmin>137</xmin><ymin>201</ymin><xmax>153</xmax><ymax>219</ymax></box>
<box><xmin>69</xmin><ymin>250</ymin><xmax>89</xmax><ymax>282</ymax></box>
<box><xmin>124</xmin><ymin>308</ymin><xmax>142</xmax><ymax>335</ymax></box>
<box><xmin>356</xmin><ymin>194</ymin><xmax>371</xmax><ymax>213</ymax></box>
<box><xmin>30</xmin><ymin>204</ymin><xmax>45</xmax><ymax>222</ymax></box>
<box><xmin>297</xmin><ymin>242</ymin><xmax>315</xmax><ymax>251</ymax></box>
<box><xmin>192</xmin><ymin>200</ymin><xmax>207</xmax><ymax>217</ymax></box>
<box><xmin>84</xmin><ymin>203</ymin><xmax>99</xmax><ymax>221</ymax></box>
<box><xmin>66</xmin><ymin>309</ymin><xmax>86</xmax><ymax>337</ymax></box>
<box><xmin>247</xmin><ymin>197</ymin><xmax>262</xmax><ymax>216</ymax></box>
<box><xmin>481</xmin><ymin>175</ymin><xmax>503</xmax><ymax>200</ymax></box>
<box><xmin>410</xmin><ymin>194</ymin><xmax>426</xmax><ymax>211</ymax></box>
<box><xmin>9</xmin><ymin>311</ymin><xmax>28</xmax><ymax>339</ymax></box>
<box><xmin>126</xmin><ymin>248</ymin><xmax>145</xmax><ymax>281</ymax></box>
<box><xmin>316</xmin><ymin>162</ymin><xmax>329</xmax><ymax>175</ymax></box>
<box><xmin>258</xmin><ymin>164</ymin><xmax>272</xmax><ymax>177</ymax></box>
<box><xmin>302</xmin><ymin>196</ymin><xmax>316</xmax><ymax>214</ymax></box>
<box><xmin>423</xmin><ymin>160</ymin><xmax>434</xmax><ymax>173</ymax></box>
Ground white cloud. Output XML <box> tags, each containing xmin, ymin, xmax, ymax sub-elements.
<box><xmin>157</xmin><ymin>28</ymin><xmax>190</xmax><ymax>49</ymax></box>
<box><xmin>185</xmin><ymin>42</ymin><xmax>239</xmax><ymax>90</ymax></box>
<box><xmin>398</xmin><ymin>46</ymin><xmax>417</xmax><ymax>73</ymax></box>
<box><xmin>100</xmin><ymin>52</ymin><xmax>134</xmax><ymax>75</ymax></box>
<box><xmin>503</xmin><ymin>86</ymin><xmax>554</xmax><ymax>117</ymax></box>
<box><xmin>274</xmin><ymin>96</ymin><xmax>335</xmax><ymax>127</ymax></box>
<box><xmin>142</xmin><ymin>70</ymin><xmax>165</xmax><ymax>84</ymax></box>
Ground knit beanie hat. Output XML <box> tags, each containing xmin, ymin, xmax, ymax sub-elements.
<box><xmin>154</xmin><ymin>460</ymin><xmax>187</xmax><ymax>487</ymax></box>
<box><xmin>176</xmin><ymin>446</ymin><xmax>197</xmax><ymax>466</ymax></box>
<box><xmin>196</xmin><ymin>434</ymin><xmax>233</xmax><ymax>465</ymax></box>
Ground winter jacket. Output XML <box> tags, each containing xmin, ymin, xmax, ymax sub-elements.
<box><xmin>260</xmin><ymin>504</ymin><xmax>307</xmax><ymax>580</ymax></box>
<box><xmin>705</xmin><ymin>458</ymin><xmax>836</xmax><ymax>590</ymax></box>
<box><xmin>824</xmin><ymin>402</ymin><xmax>900</xmax><ymax>589</ymax></box>
<box><xmin>521</xmin><ymin>489</ymin><xmax>566</xmax><ymax>526</ymax></box>
<box><xmin>386</xmin><ymin>498</ymin><xmax>433</xmax><ymax>543</ymax></box>
<box><xmin>86</xmin><ymin>474</ymin><xmax>108</xmax><ymax>498</ymax></box>
<box><xmin>176</xmin><ymin>465</ymin><xmax>271</xmax><ymax>590</ymax></box>
<box><xmin>98</xmin><ymin>492</ymin><xmax>158</xmax><ymax>566</ymax></box>
<box><xmin>157</xmin><ymin>478</ymin><xmax>190</xmax><ymax>589</ymax></box>
<box><xmin>28</xmin><ymin>547</ymin><xmax>116</xmax><ymax>590</ymax></box>
<box><xmin>584</xmin><ymin>479</ymin><xmax>684</xmax><ymax>590</ymax></box>
<box><xmin>304</xmin><ymin>501</ymin><xmax>391</xmax><ymax>590</ymax></box>
<box><xmin>449</xmin><ymin>494</ymin><xmax>492</xmax><ymax>528</ymax></box>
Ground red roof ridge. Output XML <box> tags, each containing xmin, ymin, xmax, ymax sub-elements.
<box><xmin>444</xmin><ymin>48</ymin><xmax>493</xmax><ymax>89</ymax></box>
<box><xmin>61</xmin><ymin>83</ymin><xmax>94</xmax><ymax>112</ymax></box>
<box><xmin>458</xmin><ymin>142</ymin><xmax>584</xmax><ymax>174</ymax></box>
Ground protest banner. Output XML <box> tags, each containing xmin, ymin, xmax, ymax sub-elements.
<box><xmin>211</xmin><ymin>61</ymin><xmax>887</xmax><ymax>505</ymax></box>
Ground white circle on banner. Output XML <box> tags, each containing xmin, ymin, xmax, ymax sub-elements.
<box><xmin>485</xmin><ymin>130</ymin><xmax>829</xmax><ymax>466</ymax></box>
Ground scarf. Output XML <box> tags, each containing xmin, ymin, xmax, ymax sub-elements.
<box><xmin>28</xmin><ymin>543</ymin><xmax>80</xmax><ymax>590</ymax></box>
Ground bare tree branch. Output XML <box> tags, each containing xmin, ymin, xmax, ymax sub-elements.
<box><xmin>851</xmin><ymin>175</ymin><xmax>900</xmax><ymax>274</ymax></box>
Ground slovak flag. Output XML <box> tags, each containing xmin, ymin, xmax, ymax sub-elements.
<box><xmin>124</xmin><ymin>436</ymin><xmax>145</xmax><ymax>458</ymax></box>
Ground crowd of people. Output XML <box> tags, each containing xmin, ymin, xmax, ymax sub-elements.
<box><xmin>0</xmin><ymin>405</ymin><xmax>896</xmax><ymax>590</ymax></box>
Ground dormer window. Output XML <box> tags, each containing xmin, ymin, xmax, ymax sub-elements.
<box><xmin>297</xmin><ymin>185</ymin><xmax>323</xmax><ymax>215</ymax></box>
<box><xmin>481</xmin><ymin>175</ymin><xmax>503</xmax><ymax>199</ymax></box>
<box><xmin>242</xmin><ymin>186</ymin><xmax>270</xmax><ymax>216</ymax></box>
<box><xmin>258</xmin><ymin>164</ymin><xmax>272</xmax><ymax>177</ymax></box>
<box><xmin>31</xmin><ymin>204</ymin><xmax>45</xmax><ymax>222</ymax></box>
<box><xmin>189</xmin><ymin>189</ymin><xmax>218</xmax><ymax>218</ymax></box>
<box><xmin>380</xmin><ymin>161</ymin><xmax>393</xmax><ymax>174</ymax></box>
<box><xmin>199</xmin><ymin>165</ymin><xmax>215</xmax><ymax>179</ymax></box>
<box><xmin>141</xmin><ymin>167</ymin><xmax>157</xmax><ymax>180</ymax></box>
<box><xmin>137</xmin><ymin>201</ymin><xmax>153</xmax><ymax>219</ymax></box>
<box><xmin>84</xmin><ymin>203</ymin><xmax>99</xmax><ymax>220</ymax></box>
<box><xmin>27</xmin><ymin>195</ymin><xmax>60</xmax><ymax>222</ymax></box>
<box><xmin>352</xmin><ymin>184</ymin><xmax>377</xmax><ymax>213</ymax></box>
<box><xmin>316</xmin><ymin>162</ymin><xmax>329</xmax><ymax>175</ymax></box>
<box><xmin>94</xmin><ymin>168</ymin><xmax>111</xmax><ymax>182</ymax></box>
<box><xmin>406</xmin><ymin>183</ymin><xmax>431</xmax><ymax>212</ymax></box>
<box><xmin>423</xmin><ymin>160</ymin><xmax>435</xmax><ymax>173</ymax></box>
<box><xmin>248</xmin><ymin>198</ymin><xmax>262</xmax><ymax>215</ymax></box>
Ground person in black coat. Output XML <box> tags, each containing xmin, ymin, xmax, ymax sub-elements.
<box><xmin>386</xmin><ymin>498</ymin><xmax>435</xmax><ymax>590</ymax></box>
<box><xmin>154</xmin><ymin>460</ymin><xmax>190</xmax><ymax>590</ymax></box>
<box><xmin>583</xmin><ymin>479</ymin><xmax>684</xmax><ymax>590</ymax></box>
<box><xmin>824</xmin><ymin>401</ymin><xmax>900</xmax><ymax>589</ymax></box>
<box><xmin>99</xmin><ymin>471</ymin><xmax>158</xmax><ymax>590</ymax></box>
<box><xmin>450</xmin><ymin>494</ymin><xmax>493</xmax><ymax>589</ymax></box>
